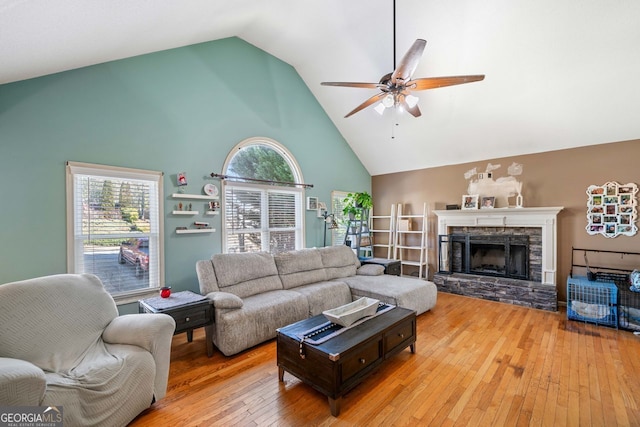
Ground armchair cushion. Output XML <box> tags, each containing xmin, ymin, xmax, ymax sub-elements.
<box><xmin>0</xmin><ymin>274</ymin><xmax>118</xmax><ymax>373</ymax></box>
<box><xmin>0</xmin><ymin>358</ymin><xmax>46</xmax><ymax>406</ymax></box>
<box><xmin>102</xmin><ymin>313</ymin><xmax>175</xmax><ymax>400</ymax></box>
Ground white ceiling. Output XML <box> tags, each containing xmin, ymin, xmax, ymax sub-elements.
<box><xmin>2</xmin><ymin>0</ymin><xmax>639</xmax><ymax>175</ymax></box>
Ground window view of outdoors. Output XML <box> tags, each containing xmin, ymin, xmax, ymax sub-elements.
<box><xmin>224</xmin><ymin>142</ymin><xmax>301</xmax><ymax>254</ymax></box>
<box><xmin>73</xmin><ymin>174</ymin><xmax>157</xmax><ymax>294</ymax></box>
<box><xmin>227</xmin><ymin>145</ymin><xmax>294</xmax><ymax>183</ymax></box>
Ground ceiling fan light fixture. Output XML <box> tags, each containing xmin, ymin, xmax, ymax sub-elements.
<box><xmin>374</xmin><ymin>103</ymin><xmax>386</xmax><ymax>115</ymax></box>
<box><xmin>405</xmin><ymin>94</ymin><xmax>419</xmax><ymax>108</ymax></box>
<box><xmin>382</xmin><ymin>93</ymin><xmax>395</xmax><ymax>108</ymax></box>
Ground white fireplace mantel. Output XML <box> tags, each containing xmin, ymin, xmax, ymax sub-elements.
<box><xmin>433</xmin><ymin>207</ymin><xmax>564</xmax><ymax>285</ymax></box>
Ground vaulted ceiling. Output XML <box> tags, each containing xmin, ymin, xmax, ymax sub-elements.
<box><xmin>2</xmin><ymin>0</ymin><xmax>639</xmax><ymax>175</ymax></box>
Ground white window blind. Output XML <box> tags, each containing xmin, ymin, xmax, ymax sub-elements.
<box><xmin>331</xmin><ymin>190</ymin><xmax>349</xmax><ymax>246</ymax></box>
<box><xmin>224</xmin><ymin>183</ymin><xmax>302</xmax><ymax>254</ymax></box>
<box><xmin>66</xmin><ymin>162</ymin><xmax>163</xmax><ymax>297</ymax></box>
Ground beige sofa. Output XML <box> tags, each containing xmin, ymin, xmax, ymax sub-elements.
<box><xmin>196</xmin><ymin>245</ymin><xmax>437</xmax><ymax>356</ymax></box>
<box><xmin>0</xmin><ymin>274</ymin><xmax>176</xmax><ymax>427</ymax></box>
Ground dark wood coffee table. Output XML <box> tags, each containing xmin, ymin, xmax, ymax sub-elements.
<box><xmin>276</xmin><ymin>306</ymin><xmax>416</xmax><ymax>416</ymax></box>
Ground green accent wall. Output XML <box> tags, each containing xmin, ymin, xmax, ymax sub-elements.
<box><xmin>0</xmin><ymin>37</ymin><xmax>370</xmax><ymax>312</ymax></box>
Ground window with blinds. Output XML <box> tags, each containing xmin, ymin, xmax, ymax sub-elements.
<box><xmin>222</xmin><ymin>137</ymin><xmax>304</xmax><ymax>254</ymax></box>
<box><xmin>224</xmin><ymin>183</ymin><xmax>302</xmax><ymax>253</ymax></box>
<box><xmin>66</xmin><ymin>162</ymin><xmax>163</xmax><ymax>298</ymax></box>
<box><xmin>331</xmin><ymin>190</ymin><xmax>349</xmax><ymax>246</ymax></box>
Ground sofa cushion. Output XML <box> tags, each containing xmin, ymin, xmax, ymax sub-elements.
<box><xmin>357</xmin><ymin>264</ymin><xmax>385</xmax><ymax>276</ymax></box>
<box><xmin>213</xmin><ymin>290</ymin><xmax>309</xmax><ymax>356</ymax></box>
<box><xmin>318</xmin><ymin>245</ymin><xmax>358</xmax><ymax>280</ymax></box>
<box><xmin>206</xmin><ymin>291</ymin><xmax>244</xmax><ymax>309</ymax></box>
<box><xmin>274</xmin><ymin>248</ymin><xmax>328</xmax><ymax>289</ymax></box>
<box><xmin>211</xmin><ymin>252</ymin><xmax>283</xmax><ymax>298</ymax></box>
<box><xmin>196</xmin><ymin>260</ymin><xmax>219</xmax><ymax>294</ymax></box>
<box><xmin>289</xmin><ymin>281</ymin><xmax>352</xmax><ymax>316</ymax></box>
<box><xmin>341</xmin><ymin>275</ymin><xmax>438</xmax><ymax>315</ymax></box>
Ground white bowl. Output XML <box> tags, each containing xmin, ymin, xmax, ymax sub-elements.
<box><xmin>323</xmin><ymin>297</ymin><xmax>380</xmax><ymax>327</ymax></box>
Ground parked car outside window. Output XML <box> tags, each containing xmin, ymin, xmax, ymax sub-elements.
<box><xmin>118</xmin><ymin>237</ymin><xmax>149</xmax><ymax>278</ymax></box>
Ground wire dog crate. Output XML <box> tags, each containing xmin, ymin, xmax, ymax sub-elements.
<box><xmin>567</xmin><ymin>276</ymin><xmax>618</xmax><ymax>328</ymax></box>
<box><xmin>616</xmin><ymin>282</ymin><xmax>640</xmax><ymax>331</ymax></box>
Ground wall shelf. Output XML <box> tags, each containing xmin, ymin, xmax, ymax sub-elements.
<box><xmin>172</xmin><ymin>193</ymin><xmax>219</xmax><ymax>200</ymax></box>
<box><xmin>175</xmin><ymin>228</ymin><xmax>216</xmax><ymax>234</ymax></box>
<box><xmin>205</xmin><ymin>211</ymin><xmax>220</xmax><ymax>216</ymax></box>
<box><xmin>172</xmin><ymin>210</ymin><xmax>198</xmax><ymax>215</ymax></box>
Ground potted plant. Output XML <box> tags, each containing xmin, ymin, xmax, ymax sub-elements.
<box><xmin>342</xmin><ymin>191</ymin><xmax>373</xmax><ymax>219</ymax></box>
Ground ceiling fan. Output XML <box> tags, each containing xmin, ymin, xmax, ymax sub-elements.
<box><xmin>322</xmin><ymin>38</ymin><xmax>484</xmax><ymax>118</ymax></box>
<box><xmin>321</xmin><ymin>0</ymin><xmax>485</xmax><ymax>121</ymax></box>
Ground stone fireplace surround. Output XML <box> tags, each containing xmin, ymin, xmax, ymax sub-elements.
<box><xmin>433</xmin><ymin>207</ymin><xmax>563</xmax><ymax>311</ymax></box>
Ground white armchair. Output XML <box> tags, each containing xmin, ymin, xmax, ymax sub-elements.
<box><xmin>0</xmin><ymin>274</ymin><xmax>176</xmax><ymax>427</ymax></box>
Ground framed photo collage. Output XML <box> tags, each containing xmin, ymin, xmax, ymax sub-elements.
<box><xmin>586</xmin><ymin>181</ymin><xmax>638</xmax><ymax>238</ymax></box>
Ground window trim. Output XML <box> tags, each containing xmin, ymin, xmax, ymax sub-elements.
<box><xmin>65</xmin><ymin>161</ymin><xmax>164</xmax><ymax>302</ymax></box>
<box><xmin>222</xmin><ymin>137</ymin><xmax>305</xmax><ymax>253</ymax></box>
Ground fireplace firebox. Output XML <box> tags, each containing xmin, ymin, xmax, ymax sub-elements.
<box><xmin>438</xmin><ymin>234</ymin><xmax>530</xmax><ymax>280</ymax></box>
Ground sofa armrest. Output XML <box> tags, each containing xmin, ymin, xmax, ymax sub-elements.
<box><xmin>205</xmin><ymin>291</ymin><xmax>244</xmax><ymax>309</ymax></box>
<box><xmin>102</xmin><ymin>314</ymin><xmax>176</xmax><ymax>400</ymax></box>
<box><xmin>0</xmin><ymin>357</ymin><xmax>46</xmax><ymax>406</ymax></box>
<box><xmin>357</xmin><ymin>264</ymin><xmax>385</xmax><ymax>276</ymax></box>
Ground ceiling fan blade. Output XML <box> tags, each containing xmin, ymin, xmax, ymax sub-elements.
<box><xmin>321</xmin><ymin>82</ymin><xmax>380</xmax><ymax>89</ymax></box>
<box><xmin>344</xmin><ymin>92</ymin><xmax>387</xmax><ymax>118</ymax></box>
<box><xmin>407</xmin><ymin>75</ymin><xmax>485</xmax><ymax>91</ymax></box>
<box><xmin>391</xmin><ymin>39</ymin><xmax>427</xmax><ymax>85</ymax></box>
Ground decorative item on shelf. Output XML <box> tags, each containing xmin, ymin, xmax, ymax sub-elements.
<box><xmin>160</xmin><ymin>286</ymin><xmax>171</xmax><ymax>298</ymax></box>
<box><xmin>446</xmin><ymin>204</ymin><xmax>460</xmax><ymax>210</ymax></box>
<box><xmin>203</xmin><ymin>183</ymin><xmax>218</xmax><ymax>197</ymax></box>
<box><xmin>194</xmin><ymin>221</ymin><xmax>210</xmax><ymax>229</ymax></box>
<box><xmin>177</xmin><ymin>172</ymin><xmax>188</xmax><ymax>193</ymax></box>
<box><xmin>465</xmin><ymin>162</ymin><xmax>524</xmax><ymax>208</ymax></box>
<box><xmin>207</xmin><ymin>201</ymin><xmax>220</xmax><ymax>213</ymax></box>
<box><xmin>306</xmin><ymin>196</ymin><xmax>318</xmax><ymax>210</ymax></box>
<box><xmin>178</xmin><ymin>202</ymin><xmax>183</xmax><ymax>211</ymax></box>
<box><xmin>481</xmin><ymin>196</ymin><xmax>495</xmax><ymax>209</ymax></box>
<box><xmin>585</xmin><ymin>181</ymin><xmax>638</xmax><ymax>238</ymax></box>
<box><xmin>515</xmin><ymin>181</ymin><xmax>524</xmax><ymax>208</ymax></box>
<box><xmin>462</xmin><ymin>194</ymin><xmax>479</xmax><ymax>210</ymax></box>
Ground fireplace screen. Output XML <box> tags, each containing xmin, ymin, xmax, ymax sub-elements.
<box><xmin>439</xmin><ymin>234</ymin><xmax>529</xmax><ymax>280</ymax></box>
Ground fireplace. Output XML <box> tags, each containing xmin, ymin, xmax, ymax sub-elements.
<box><xmin>439</xmin><ymin>234</ymin><xmax>530</xmax><ymax>280</ymax></box>
<box><xmin>432</xmin><ymin>207</ymin><xmax>563</xmax><ymax>311</ymax></box>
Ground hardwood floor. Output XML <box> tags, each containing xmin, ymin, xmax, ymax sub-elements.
<box><xmin>130</xmin><ymin>292</ymin><xmax>640</xmax><ymax>426</ymax></box>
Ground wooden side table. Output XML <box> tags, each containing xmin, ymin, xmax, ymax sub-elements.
<box><xmin>138</xmin><ymin>291</ymin><xmax>214</xmax><ymax>357</ymax></box>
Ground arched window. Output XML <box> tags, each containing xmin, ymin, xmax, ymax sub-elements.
<box><xmin>222</xmin><ymin>137</ymin><xmax>304</xmax><ymax>253</ymax></box>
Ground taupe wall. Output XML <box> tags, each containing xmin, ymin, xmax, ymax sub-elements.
<box><xmin>372</xmin><ymin>139</ymin><xmax>640</xmax><ymax>302</ymax></box>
